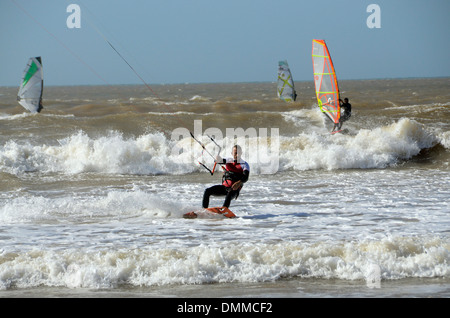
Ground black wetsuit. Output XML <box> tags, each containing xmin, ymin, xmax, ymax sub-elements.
<box><xmin>340</xmin><ymin>102</ymin><xmax>352</xmax><ymax>122</ymax></box>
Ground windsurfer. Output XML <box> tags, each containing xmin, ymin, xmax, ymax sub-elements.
<box><xmin>335</xmin><ymin>98</ymin><xmax>352</xmax><ymax>130</ymax></box>
<box><xmin>202</xmin><ymin>145</ymin><xmax>250</xmax><ymax>209</ymax></box>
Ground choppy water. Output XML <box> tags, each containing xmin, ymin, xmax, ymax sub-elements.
<box><xmin>0</xmin><ymin>78</ymin><xmax>449</xmax><ymax>297</ymax></box>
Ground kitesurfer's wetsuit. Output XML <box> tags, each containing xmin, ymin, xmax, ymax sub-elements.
<box><xmin>202</xmin><ymin>158</ymin><xmax>250</xmax><ymax>208</ymax></box>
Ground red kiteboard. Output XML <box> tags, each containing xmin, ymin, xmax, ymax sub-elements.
<box><xmin>183</xmin><ymin>207</ymin><xmax>237</xmax><ymax>219</ymax></box>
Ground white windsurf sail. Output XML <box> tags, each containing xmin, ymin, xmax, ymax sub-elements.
<box><xmin>17</xmin><ymin>56</ymin><xmax>43</xmax><ymax>113</ymax></box>
<box><xmin>277</xmin><ymin>60</ymin><xmax>297</xmax><ymax>102</ymax></box>
<box><xmin>312</xmin><ymin>40</ymin><xmax>339</xmax><ymax>124</ymax></box>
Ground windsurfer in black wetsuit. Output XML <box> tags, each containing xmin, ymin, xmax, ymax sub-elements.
<box><xmin>335</xmin><ymin>98</ymin><xmax>352</xmax><ymax>130</ymax></box>
<box><xmin>202</xmin><ymin>145</ymin><xmax>250</xmax><ymax>209</ymax></box>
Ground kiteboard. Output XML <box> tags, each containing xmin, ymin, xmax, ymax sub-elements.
<box><xmin>183</xmin><ymin>207</ymin><xmax>237</xmax><ymax>219</ymax></box>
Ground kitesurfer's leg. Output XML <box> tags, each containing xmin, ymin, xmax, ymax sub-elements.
<box><xmin>223</xmin><ymin>189</ymin><xmax>239</xmax><ymax>208</ymax></box>
<box><xmin>203</xmin><ymin>185</ymin><xmax>228</xmax><ymax>208</ymax></box>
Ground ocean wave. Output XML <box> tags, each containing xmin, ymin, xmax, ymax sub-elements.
<box><xmin>280</xmin><ymin>118</ymin><xmax>440</xmax><ymax>170</ymax></box>
<box><xmin>0</xmin><ymin>118</ymin><xmax>444</xmax><ymax>176</ymax></box>
<box><xmin>439</xmin><ymin>131</ymin><xmax>450</xmax><ymax>149</ymax></box>
<box><xmin>0</xmin><ymin>236</ymin><xmax>447</xmax><ymax>290</ymax></box>
<box><xmin>0</xmin><ymin>189</ymin><xmax>186</xmax><ymax>224</ymax></box>
<box><xmin>0</xmin><ymin>130</ymin><xmax>196</xmax><ymax>175</ymax></box>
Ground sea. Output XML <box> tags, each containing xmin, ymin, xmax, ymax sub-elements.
<box><xmin>0</xmin><ymin>78</ymin><xmax>449</xmax><ymax>299</ymax></box>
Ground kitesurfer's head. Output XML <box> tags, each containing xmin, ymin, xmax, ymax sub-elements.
<box><xmin>344</xmin><ymin>98</ymin><xmax>349</xmax><ymax>102</ymax></box>
<box><xmin>232</xmin><ymin>145</ymin><xmax>242</xmax><ymax>161</ymax></box>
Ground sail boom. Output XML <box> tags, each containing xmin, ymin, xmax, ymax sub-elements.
<box><xmin>314</xmin><ymin>73</ymin><xmax>334</xmax><ymax>75</ymax></box>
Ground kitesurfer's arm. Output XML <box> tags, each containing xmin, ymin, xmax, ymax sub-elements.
<box><xmin>231</xmin><ymin>170</ymin><xmax>249</xmax><ymax>190</ymax></box>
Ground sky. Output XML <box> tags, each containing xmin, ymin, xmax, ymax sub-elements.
<box><xmin>1</xmin><ymin>0</ymin><xmax>449</xmax><ymax>86</ymax></box>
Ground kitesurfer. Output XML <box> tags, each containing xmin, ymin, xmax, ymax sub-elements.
<box><xmin>202</xmin><ymin>145</ymin><xmax>250</xmax><ymax>209</ymax></box>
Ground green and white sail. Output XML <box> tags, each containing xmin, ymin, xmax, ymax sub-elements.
<box><xmin>17</xmin><ymin>57</ymin><xmax>43</xmax><ymax>113</ymax></box>
<box><xmin>277</xmin><ymin>60</ymin><xmax>297</xmax><ymax>102</ymax></box>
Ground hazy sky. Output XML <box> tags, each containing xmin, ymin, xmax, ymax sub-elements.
<box><xmin>1</xmin><ymin>0</ymin><xmax>449</xmax><ymax>86</ymax></box>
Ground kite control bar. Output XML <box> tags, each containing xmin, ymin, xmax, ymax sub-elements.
<box><xmin>190</xmin><ymin>132</ymin><xmax>222</xmax><ymax>175</ymax></box>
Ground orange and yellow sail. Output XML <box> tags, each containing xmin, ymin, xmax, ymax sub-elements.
<box><xmin>312</xmin><ymin>39</ymin><xmax>340</xmax><ymax>124</ymax></box>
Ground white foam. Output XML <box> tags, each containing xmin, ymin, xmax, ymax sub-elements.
<box><xmin>0</xmin><ymin>118</ymin><xmax>443</xmax><ymax>176</ymax></box>
<box><xmin>0</xmin><ymin>188</ymin><xmax>187</xmax><ymax>225</ymax></box>
<box><xmin>0</xmin><ymin>130</ymin><xmax>196</xmax><ymax>175</ymax></box>
<box><xmin>189</xmin><ymin>95</ymin><xmax>210</xmax><ymax>102</ymax></box>
<box><xmin>439</xmin><ymin>130</ymin><xmax>450</xmax><ymax>149</ymax></box>
<box><xmin>281</xmin><ymin>118</ymin><xmax>439</xmax><ymax>170</ymax></box>
<box><xmin>0</xmin><ymin>236</ymin><xmax>447</xmax><ymax>290</ymax></box>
